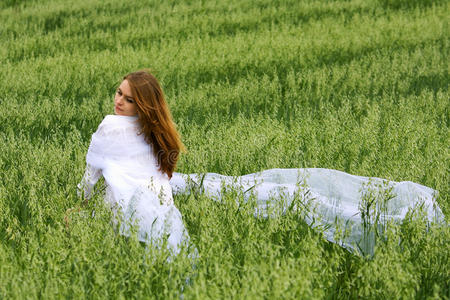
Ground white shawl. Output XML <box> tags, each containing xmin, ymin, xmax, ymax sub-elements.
<box><xmin>85</xmin><ymin>115</ymin><xmax>173</xmax><ymax>208</ymax></box>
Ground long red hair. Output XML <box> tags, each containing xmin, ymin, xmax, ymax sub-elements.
<box><xmin>124</xmin><ymin>70</ymin><xmax>185</xmax><ymax>179</ymax></box>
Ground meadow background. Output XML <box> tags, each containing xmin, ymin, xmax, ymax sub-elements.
<box><xmin>0</xmin><ymin>0</ymin><xmax>449</xmax><ymax>298</ymax></box>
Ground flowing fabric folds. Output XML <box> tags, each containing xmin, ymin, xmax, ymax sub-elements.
<box><xmin>170</xmin><ymin>169</ymin><xmax>444</xmax><ymax>254</ymax></box>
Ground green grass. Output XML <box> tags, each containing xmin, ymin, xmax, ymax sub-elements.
<box><xmin>0</xmin><ymin>0</ymin><xmax>449</xmax><ymax>298</ymax></box>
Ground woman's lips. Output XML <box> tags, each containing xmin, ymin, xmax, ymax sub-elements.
<box><xmin>115</xmin><ymin>106</ymin><xmax>123</xmax><ymax>111</ymax></box>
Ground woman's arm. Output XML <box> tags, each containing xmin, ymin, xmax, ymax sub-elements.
<box><xmin>77</xmin><ymin>163</ymin><xmax>102</xmax><ymax>201</ymax></box>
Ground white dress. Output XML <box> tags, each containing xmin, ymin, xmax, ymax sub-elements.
<box><xmin>78</xmin><ymin>115</ymin><xmax>189</xmax><ymax>254</ymax></box>
<box><xmin>78</xmin><ymin>115</ymin><xmax>445</xmax><ymax>255</ymax></box>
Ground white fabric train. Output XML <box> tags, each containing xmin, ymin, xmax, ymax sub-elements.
<box><xmin>78</xmin><ymin>115</ymin><xmax>445</xmax><ymax>255</ymax></box>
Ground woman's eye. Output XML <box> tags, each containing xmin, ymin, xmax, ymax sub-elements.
<box><xmin>126</xmin><ymin>99</ymin><xmax>134</xmax><ymax>103</ymax></box>
<box><xmin>117</xmin><ymin>90</ymin><xmax>122</xmax><ymax>95</ymax></box>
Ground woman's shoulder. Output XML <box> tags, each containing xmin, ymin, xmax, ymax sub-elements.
<box><xmin>87</xmin><ymin>114</ymin><xmax>149</xmax><ymax>159</ymax></box>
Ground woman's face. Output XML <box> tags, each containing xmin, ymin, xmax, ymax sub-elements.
<box><xmin>114</xmin><ymin>80</ymin><xmax>138</xmax><ymax>116</ymax></box>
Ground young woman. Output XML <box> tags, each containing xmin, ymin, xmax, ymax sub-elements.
<box><xmin>78</xmin><ymin>71</ymin><xmax>189</xmax><ymax>254</ymax></box>
<box><xmin>79</xmin><ymin>70</ymin><xmax>444</xmax><ymax>256</ymax></box>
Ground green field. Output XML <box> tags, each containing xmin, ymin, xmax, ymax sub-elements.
<box><xmin>1</xmin><ymin>0</ymin><xmax>449</xmax><ymax>298</ymax></box>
